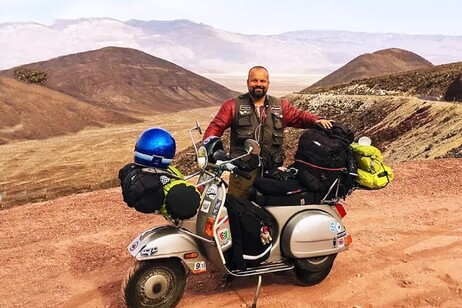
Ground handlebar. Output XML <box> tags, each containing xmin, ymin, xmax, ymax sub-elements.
<box><xmin>214</xmin><ymin>161</ymin><xmax>253</xmax><ymax>180</ymax></box>
<box><xmin>230</xmin><ymin>166</ymin><xmax>252</xmax><ymax>179</ymax></box>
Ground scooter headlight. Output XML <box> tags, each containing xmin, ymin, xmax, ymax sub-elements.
<box><xmin>197</xmin><ymin>146</ymin><xmax>208</xmax><ymax>168</ymax></box>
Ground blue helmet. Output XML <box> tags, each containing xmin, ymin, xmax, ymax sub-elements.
<box><xmin>134</xmin><ymin>127</ymin><xmax>176</xmax><ymax>168</ymax></box>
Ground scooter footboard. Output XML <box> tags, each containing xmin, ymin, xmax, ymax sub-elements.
<box><xmin>281</xmin><ymin>210</ymin><xmax>349</xmax><ymax>259</ymax></box>
<box><xmin>128</xmin><ymin>225</ymin><xmax>206</xmax><ymax>273</ymax></box>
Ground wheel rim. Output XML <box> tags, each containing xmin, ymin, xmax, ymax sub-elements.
<box><xmin>137</xmin><ymin>268</ymin><xmax>174</xmax><ymax>304</ymax></box>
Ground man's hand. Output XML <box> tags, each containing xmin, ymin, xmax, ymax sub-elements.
<box><xmin>315</xmin><ymin>119</ymin><xmax>334</xmax><ymax>129</ymax></box>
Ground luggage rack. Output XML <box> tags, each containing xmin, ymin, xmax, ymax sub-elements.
<box><xmin>320</xmin><ymin>171</ymin><xmax>358</xmax><ymax>205</ymax></box>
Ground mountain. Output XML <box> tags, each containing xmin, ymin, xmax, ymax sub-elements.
<box><xmin>304</xmin><ymin>48</ymin><xmax>433</xmax><ymax>91</ymax></box>
<box><xmin>300</xmin><ymin>60</ymin><xmax>462</xmax><ymax>100</ymax></box>
<box><xmin>0</xmin><ymin>47</ymin><xmax>237</xmax><ymax>114</ymax></box>
<box><xmin>1</xmin><ymin>18</ymin><xmax>462</xmax><ymax>75</ymax></box>
<box><xmin>0</xmin><ymin>46</ymin><xmax>238</xmax><ymax>144</ymax></box>
<box><xmin>0</xmin><ymin>76</ymin><xmax>138</xmax><ymax>144</ymax></box>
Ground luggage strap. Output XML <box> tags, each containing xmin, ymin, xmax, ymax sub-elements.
<box><xmin>294</xmin><ymin>159</ymin><xmax>347</xmax><ymax>172</ymax></box>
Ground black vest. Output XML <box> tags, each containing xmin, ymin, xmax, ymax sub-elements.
<box><xmin>230</xmin><ymin>93</ymin><xmax>285</xmax><ymax>171</ymax></box>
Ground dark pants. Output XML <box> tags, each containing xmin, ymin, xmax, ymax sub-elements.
<box><xmin>227</xmin><ymin>168</ymin><xmax>260</xmax><ymax>199</ymax></box>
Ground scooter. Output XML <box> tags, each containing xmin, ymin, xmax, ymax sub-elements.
<box><xmin>122</xmin><ymin>122</ymin><xmax>353</xmax><ymax>308</ymax></box>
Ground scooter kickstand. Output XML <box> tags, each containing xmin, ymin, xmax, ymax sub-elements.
<box><xmin>251</xmin><ymin>275</ymin><xmax>262</xmax><ymax>308</ymax></box>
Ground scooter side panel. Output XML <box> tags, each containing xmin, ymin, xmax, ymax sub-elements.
<box><xmin>281</xmin><ymin>210</ymin><xmax>348</xmax><ymax>258</ymax></box>
<box><xmin>128</xmin><ymin>225</ymin><xmax>206</xmax><ymax>273</ymax></box>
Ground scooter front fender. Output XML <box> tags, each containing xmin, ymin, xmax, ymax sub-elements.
<box><xmin>128</xmin><ymin>225</ymin><xmax>207</xmax><ymax>273</ymax></box>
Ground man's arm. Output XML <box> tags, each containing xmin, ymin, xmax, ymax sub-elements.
<box><xmin>281</xmin><ymin>98</ymin><xmax>319</xmax><ymax>128</ymax></box>
<box><xmin>203</xmin><ymin>98</ymin><xmax>235</xmax><ymax>139</ymax></box>
<box><xmin>281</xmin><ymin>98</ymin><xmax>333</xmax><ymax>129</ymax></box>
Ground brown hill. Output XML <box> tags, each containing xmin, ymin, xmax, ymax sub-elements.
<box><xmin>175</xmin><ymin>95</ymin><xmax>462</xmax><ymax>177</ymax></box>
<box><xmin>302</xmin><ymin>61</ymin><xmax>462</xmax><ymax>100</ymax></box>
<box><xmin>283</xmin><ymin>95</ymin><xmax>462</xmax><ymax>163</ymax></box>
<box><xmin>304</xmin><ymin>48</ymin><xmax>433</xmax><ymax>91</ymax></box>
<box><xmin>0</xmin><ymin>77</ymin><xmax>138</xmax><ymax>144</ymax></box>
<box><xmin>0</xmin><ymin>47</ymin><xmax>238</xmax><ymax>144</ymax></box>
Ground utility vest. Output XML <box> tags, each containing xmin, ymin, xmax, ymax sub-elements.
<box><xmin>230</xmin><ymin>94</ymin><xmax>285</xmax><ymax>171</ymax></box>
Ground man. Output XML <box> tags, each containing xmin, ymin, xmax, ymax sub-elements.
<box><xmin>203</xmin><ymin>66</ymin><xmax>333</xmax><ymax>198</ymax></box>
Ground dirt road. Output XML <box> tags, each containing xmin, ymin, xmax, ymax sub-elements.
<box><xmin>1</xmin><ymin>158</ymin><xmax>461</xmax><ymax>307</ymax></box>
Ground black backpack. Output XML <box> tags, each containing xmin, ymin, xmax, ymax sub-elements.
<box><xmin>224</xmin><ymin>195</ymin><xmax>273</xmax><ymax>270</ymax></box>
<box><xmin>118</xmin><ymin>163</ymin><xmax>164</xmax><ymax>214</ymax></box>
<box><xmin>290</xmin><ymin>123</ymin><xmax>357</xmax><ymax>199</ymax></box>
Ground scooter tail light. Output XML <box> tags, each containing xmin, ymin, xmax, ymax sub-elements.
<box><xmin>346</xmin><ymin>234</ymin><xmax>353</xmax><ymax>246</ymax></box>
<box><xmin>205</xmin><ymin>217</ymin><xmax>215</xmax><ymax>238</ymax></box>
<box><xmin>335</xmin><ymin>203</ymin><xmax>347</xmax><ymax>218</ymax></box>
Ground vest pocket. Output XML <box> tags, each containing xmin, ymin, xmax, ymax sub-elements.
<box><xmin>272</xmin><ymin>131</ymin><xmax>284</xmax><ymax>146</ymax></box>
<box><xmin>272</xmin><ymin>151</ymin><xmax>285</xmax><ymax>166</ymax></box>
<box><xmin>238</xmin><ymin>115</ymin><xmax>252</xmax><ymax>126</ymax></box>
<box><xmin>236</xmin><ymin>130</ymin><xmax>254</xmax><ymax>144</ymax></box>
<box><xmin>271</xmin><ymin>112</ymin><xmax>283</xmax><ymax>129</ymax></box>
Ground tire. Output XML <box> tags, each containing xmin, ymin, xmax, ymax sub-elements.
<box><xmin>293</xmin><ymin>254</ymin><xmax>337</xmax><ymax>286</ymax></box>
<box><xmin>122</xmin><ymin>258</ymin><xmax>186</xmax><ymax>308</ymax></box>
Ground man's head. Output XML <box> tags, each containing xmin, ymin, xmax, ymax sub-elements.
<box><xmin>247</xmin><ymin>66</ymin><xmax>269</xmax><ymax>100</ymax></box>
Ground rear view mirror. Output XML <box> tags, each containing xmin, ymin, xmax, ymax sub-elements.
<box><xmin>244</xmin><ymin>139</ymin><xmax>261</xmax><ymax>155</ymax></box>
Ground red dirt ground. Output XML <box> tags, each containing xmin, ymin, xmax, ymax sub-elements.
<box><xmin>1</xmin><ymin>158</ymin><xmax>461</xmax><ymax>308</ymax></box>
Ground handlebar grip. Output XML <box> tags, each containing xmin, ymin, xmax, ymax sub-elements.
<box><xmin>232</xmin><ymin>167</ymin><xmax>252</xmax><ymax>180</ymax></box>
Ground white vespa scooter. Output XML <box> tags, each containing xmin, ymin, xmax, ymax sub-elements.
<box><xmin>122</xmin><ymin>122</ymin><xmax>352</xmax><ymax>308</ymax></box>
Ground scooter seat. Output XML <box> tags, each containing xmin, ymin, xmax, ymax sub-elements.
<box><xmin>250</xmin><ymin>178</ymin><xmax>325</xmax><ymax>206</ymax></box>
<box><xmin>253</xmin><ymin>178</ymin><xmax>301</xmax><ymax>196</ymax></box>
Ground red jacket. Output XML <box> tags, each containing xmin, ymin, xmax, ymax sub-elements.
<box><xmin>203</xmin><ymin>96</ymin><xmax>319</xmax><ymax>139</ymax></box>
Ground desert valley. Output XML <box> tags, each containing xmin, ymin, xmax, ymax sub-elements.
<box><xmin>0</xmin><ymin>42</ymin><xmax>461</xmax><ymax>307</ymax></box>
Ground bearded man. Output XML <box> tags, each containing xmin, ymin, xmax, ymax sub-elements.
<box><xmin>203</xmin><ymin>66</ymin><xmax>333</xmax><ymax>198</ymax></box>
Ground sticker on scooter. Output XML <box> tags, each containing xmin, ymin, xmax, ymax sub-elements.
<box><xmin>212</xmin><ymin>199</ymin><xmax>222</xmax><ymax>216</ymax></box>
<box><xmin>206</xmin><ymin>184</ymin><xmax>218</xmax><ymax>200</ymax></box>
<box><xmin>337</xmin><ymin>236</ymin><xmax>345</xmax><ymax>248</ymax></box>
<box><xmin>129</xmin><ymin>241</ymin><xmax>139</xmax><ymax>252</ymax></box>
<box><xmin>140</xmin><ymin>247</ymin><xmax>158</xmax><ymax>256</ymax></box>
<box><xmin>329</xmin><ymin>222</ymin><xmax>342</xmax><ymax>233</ymax></box>
<box><xmin>329</xmin><ymin>222</ymin><xmax>336</xmax><ymax>232</ymax></box>
<box><xmin>201</xmin><ymin>200</ymin><xmax>211</xmax><ymax>213</ymax></box>
<box><xmin>193</xmin><ymin>261</ymin><xmax>207</xmax><ymax>274</ymax></box>
<box><xmin>218</xmin><ymin>228</ymin><xmax>231</xmax><ymax>248</ymax></box>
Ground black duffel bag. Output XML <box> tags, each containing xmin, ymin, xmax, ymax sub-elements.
<box><xmin>224</xmin><ymin>195</ymin><xmax>273</xmax><ymax>270</ymax></box>
<box><xmin>118</xmin><ymin>163</ymin><xmax>164</xmax><ymax>214</ymax></box>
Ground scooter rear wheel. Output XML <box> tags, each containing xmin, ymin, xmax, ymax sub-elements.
<box><xmin>294</xmin><ymin>254</ymin><xmax>337</xmax><ymax>286</ymax></box>
<box><xmin>122</xmin><ymin>258</ymin><xmax>186</xmax><ymax>308</ymax></box>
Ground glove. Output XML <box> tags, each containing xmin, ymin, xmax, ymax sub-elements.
<box><xmin>233</xmin><ymin>158</ymin><xmax>253</xmax><ymax>172</ymax></box>
<box><xmin>264</xmin><ymin>168</ymin><xmax>294</xmax><ymax>181</ymax></box>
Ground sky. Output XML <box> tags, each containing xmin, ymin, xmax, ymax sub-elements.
<box><xmin>0</xmin><ymin>0</ymin><xmax>459</xmax><ymax>36</ymax></box>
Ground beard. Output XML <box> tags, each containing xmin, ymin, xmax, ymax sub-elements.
<box><xmin>249</xmin><ymin>86</ymin><xmax>267</xmax><ymax>99</ymax></box>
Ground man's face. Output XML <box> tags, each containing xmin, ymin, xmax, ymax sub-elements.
<box><xmin>247</xmin><ymin>68</ymin><xmax>269</xmax><ymax>99</ymax></box>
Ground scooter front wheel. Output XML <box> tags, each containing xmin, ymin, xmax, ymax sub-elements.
<box><xmin>122</xmin><ymin>258</ymin><xmax>186</xmax><ymax>308</ymax></box>
<box><xmin>294</xmin><ymin>254</ymin><xmax>337</xmax><ymax>286</ymax></box>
